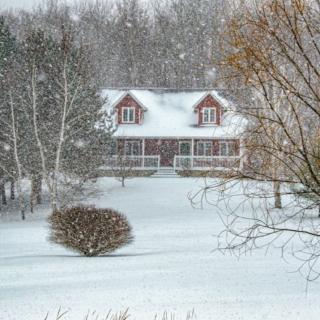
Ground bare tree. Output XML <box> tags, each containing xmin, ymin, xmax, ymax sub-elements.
<box><xmin>9</xmin><ymin>91</ymin><xmax>25</xmax><ymax>219</ymax></box>
<box><xmin>193</xmin><ymin>0</ymin><xmax>320</xmax><ymax>281</ymax></box>
<box><xmin>112</xmin><ymin>152</ymin><xmax>135</xmax><ymax>187</ymax></box>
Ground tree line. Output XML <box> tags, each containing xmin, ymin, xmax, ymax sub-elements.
<box><xmin>3</xmin><ymin>0</ymin><xmax>229</xmax><ymax>89</ymax></box>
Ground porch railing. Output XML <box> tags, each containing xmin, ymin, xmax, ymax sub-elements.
<box><xmin>105</xmin><ymin>155</ymin><xmax>160</xmax><ymax>170</ymax></box>
<box><xmin>173</xmin><ymin>156</ymin><xmax>240</xmax><ymax>171</ymax></box>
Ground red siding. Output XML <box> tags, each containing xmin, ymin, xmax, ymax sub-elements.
<box><xmin>195</xmin><ymin>95</ymin><xmax>222</xmax><ymax>126</ymax></box>
<box><xmin>145</xmin><ymin>139</ymin><xmax>179</xmax><ymax>166</ymax></box>
<box><xmin>145</xmin><ymin>139</ymin><xmax>159</xmax><ymax>155</ymax></box>
<box><xmin>115</xmin><ymin>94</ymin><xmax>144</xmax><ymax>125</ymax></box>
<box><xmin>213</xmin><ymin>140</ymin><xmax>220</xmax><ymax>156</ymax></box>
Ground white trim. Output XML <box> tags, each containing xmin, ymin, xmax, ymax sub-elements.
<box><xmin>142</xmin><ymin>139</ymin><xmax>145</xmax><ymax>167</ymax></box>
<box><xmin>191</xmin><ymin>138</ymin><xmax>194</xmax><ymax>157</ymax></box>
<box><xmin>105</xmin><ymin>155</ymin><xmax>160</xmax><ymax>170</ymax></box>
<box><xmin>110</xmin><ymin>91</ymin><xmax>148</xmax><ymax>111</ymax></box>
<box><xmin>191</xmin><ymin>92</ymin><xmax>226</xmax><ymax>110</ymax></box>
<box><xmin>179</xmin><ymin>141</ymin><xmax>192</xmax><ymax>155</ymax></box>
<box><xmin>219</xmin><ymin>141</ymin><xmax>237</xmax><ymax>156</ymax></box>
<box><xmin>239</xmin><ymin>138</ymin><xmax>244</xmax><ymax>170</ymax></box>
<box><xmin>113</xmin><ymin>136</ymin><xmax>240</xmax><ymax>139</ymax></box>
<box><xmin>174</xmin><ymin>155</ymin><xmax>240</xmax><ymax>170</ymax></box>
<box><xmin>197</xmin><ymin>140</ymin><xmax>213</xmax><ymax>156</ymax></box>
<box><xmin>124</xmin><ymin>140</ymin><xmax>141</xmax><ymax>156</ymax></box>
<box><xmin>122</xmin><ymin>107</ymin><xmax>135</xmax><ymax>123</ymax></box>
<box><xmin>191</xmin><ymin>91</ymin><xmax>211</xmax><ymax>110</ymax></box>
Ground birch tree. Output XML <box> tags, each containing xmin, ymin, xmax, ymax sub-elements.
<box><xmin>22</xmin><ymin>27</ymin><xmax>111</xmax><ymax>211</ymax></box>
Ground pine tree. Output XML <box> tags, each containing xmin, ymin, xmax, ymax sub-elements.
<box><xmin>0</xmin><ymin>17</ymin><xmax>27</xmax><ymax>218</ymax></box>
<box><xmin>0</xmin><ymin>16</ymin><xmax>19</xmax><ymax>212</ymax></box>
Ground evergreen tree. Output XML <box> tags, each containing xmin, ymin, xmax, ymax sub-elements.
<box><xmin>0</xmin><ymin>16</ymin><xmax>19</xmax><ymax>211</ymax></box>
<box><xmin>0</xmin><ymin>16</ymin><xmax>16</xmax><ymax>74</ymax></box>
<box><xmin>0</xmin><ymin>16</ymin><xmax>27</xmax><ymax>218</ymax></box>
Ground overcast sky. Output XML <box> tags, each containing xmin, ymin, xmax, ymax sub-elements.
<box><xmin>0</xmin><ymin>0</ymin><xmax>78</xmax><ymax>10</ymax></box>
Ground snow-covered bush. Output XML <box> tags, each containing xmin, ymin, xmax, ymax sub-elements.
<box><xmin>48</xmin><ymin>206</ymin><xmax>133</xmax><ymax>256</ymax></box>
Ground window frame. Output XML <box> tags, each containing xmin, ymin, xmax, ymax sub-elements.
<box><xmin>124</xmin><ymin>140</ymin><xmax>141</xmax><ymax>156</ymax></box>
<box><xmin>179</xmin><ymin>141</ymin><xmax>192</xmax><ymax>156</ymax></box>
<box><xmin>197</xmin><ymin>141</ymin><xmax>212</xmax><ymax>156</ymax></box>
<box><xmin>122</xmin><ymin>107</ymin><xmax>135</xmax><ymax>123</ymax></box>
<box><xmin>219</xmin><ymin>141</ymin><xmax>237</xmax><ymax>157</ymax></box>
<box><xmin>202</xmin><ymin>107</ymin><xmax>216</xmax><ymax>124</ymax></box>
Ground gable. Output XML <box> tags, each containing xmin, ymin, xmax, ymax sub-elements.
<box><xmin>112</xmin><ymin>92</ymin><xmax>147</xmax><ymax>111</ymax></box>
<box><xmin>193</xmin><ymin>93</ymin><xmax>223</xmax><ymax>110</ymax></box>
<box><xmin>114</xmin><ymin>94</ymin><xmax>145</xmax><ymax>125</ymax></box>
<box><xmin>194</xmin><ymin>94</ymin><xmax>223</xmax><ymax>126</ymax></box>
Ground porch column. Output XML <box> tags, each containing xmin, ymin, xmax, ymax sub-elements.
<box><xmin>191</xmin><ymin>138</ymin><xmax>194</xmax><ymax>169</ymax></box>
<box><xmin>142</xmin><ymin>139</ymin><xmax>145</xmax><ymax>168</ymax></box>
<box><xmin>239</xmin><ymin>138</ymin><xmax>244</xmax><ymax>171</ymax></box>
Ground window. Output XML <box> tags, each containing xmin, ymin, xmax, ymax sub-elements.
<box><xmin>179</xmin><ymin>141</ymin><xmax>191</xmax><ymax>155</ymax></box>
<box><xmin>197</xmin><ymin>141</ymin><xmax>212</xmax><ymax>156</ymax></box>
<box><xmin>219</xmin><ymin>141</ymin><xmax>236</xmax><ymax>156</ymax></box>
<box><xmin>125</xmin><ymin>140</ymin><xmax>141</xmax><ymax>156</ymax></box>
<box><xmin>202</xmin><ymin>107</ymin><xmax>216</xmax><ymax>124</ymax></box>
<box><xmin>122</xmin><ymin>107</ymin><xmax>135</xmax><ymax>123</ymax></box>
<box><xmin>107</xmin><ymin>139</ymin><xmax>117</xmax><ymax>156</ymax></box>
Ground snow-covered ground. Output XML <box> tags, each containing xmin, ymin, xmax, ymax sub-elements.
<box><xmin>0</xmin><ymin>177</ymin><xmax>319</xmax><ymax>320</ymax></box>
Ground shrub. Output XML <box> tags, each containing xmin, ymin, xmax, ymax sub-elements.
<box><xmin>48</xmin><ymin>206</ymin><xmax>134</xmax><ymax>256</ymax></box>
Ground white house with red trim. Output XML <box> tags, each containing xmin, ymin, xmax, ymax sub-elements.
<box><xmin>102</xmin><ymin>89</ymin><xmax>246</xmax><ymax>172</ymax></box>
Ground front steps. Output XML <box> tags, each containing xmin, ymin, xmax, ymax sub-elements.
<box><xmin>151</xmin><ymin>167</ymin><xmax>179</xmax><ymax>178</ymax></box>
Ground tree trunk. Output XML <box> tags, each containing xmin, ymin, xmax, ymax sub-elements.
<box><xmin>36</xmin><ymin>178</ymin><xmax>42</xmax><ymax>204</ymax></box>
<box><xmin>10</xmin><ymin>179</ymin><xmax>15</xmax><ymax>200</ymax></box>
<box><xmin>17</xmin><ymin>180</ymin><xmax>25</xmax><ymax>220</ymax></box>
<box><xmin>50</xmin><ymin>190</ymin><xmax>58</xmax><ymax>212</ymax></box>
<box><xmin>9</xmin><ymin>91</ymin><xmax>25</xmax><ymax>220</ymax></box>
<box><xmin>274</xmin><ymin>181</ymin><xmax>282</xmax><ymax>209</ymax></box>
<box><xmin>0</xmin><ymin>180</ymin><xmax>7</xmax><ymax>206</ymax></box>
<box><xmin>30</xmin><ymin>174</ymin><xmax>42</xmax><ymax>213</ymax></box>
<box><xmin>121</xmin><ymin>176</ymin><xmax>125</xmax><ymax>187</ymax></box>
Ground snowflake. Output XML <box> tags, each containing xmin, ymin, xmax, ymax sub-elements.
<box><xmin>3</xmin><ymin>143</ymin><xmax>10</xmax><ymax>151</ymax></box>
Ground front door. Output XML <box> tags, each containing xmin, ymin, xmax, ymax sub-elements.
<box><xmin>158</xmin><ymin>140</ymin><xmax>178</xmax><ymax>167</ymax></box>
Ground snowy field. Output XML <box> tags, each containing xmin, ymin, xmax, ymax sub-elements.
<box><xmin>1</xmin><ymin>177</ymin><xmax>320</xmax><ymax>320</ymax></box>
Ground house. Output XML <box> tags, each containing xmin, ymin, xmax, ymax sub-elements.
<box><xmin>102</xmin><ymin>89</ymin><xmax>246</xmax><ymax>172</ymax></box>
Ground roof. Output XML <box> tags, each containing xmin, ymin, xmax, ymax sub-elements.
<box><xmin>101</xmin><ymin>89</ymin><xmax>246</xmax><ymax>139</ymax></box>
<box><xmin>108</xmin><ymin>91</ymin><xmax>148</xmax><ymax>111</ymax></box>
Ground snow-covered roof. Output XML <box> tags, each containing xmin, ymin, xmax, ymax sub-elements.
<box><xmin>101</xmin><ymin>89</ymin><xmax>246</xmax><ymax>138</ymax></box>
<box><xmin>108</xmin><ymin>90</ymin><xmax>148</xmax><ymax>111</ymax></box>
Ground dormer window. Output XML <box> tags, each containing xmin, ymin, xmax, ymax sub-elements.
<box><xmin>202</xmin><ymin>107</ymin><xmax>216</xmax><ymax>124</ymax></box>
<box><xmin>122</xmin><ymin>107</ymin><xmax>135</xmax><ymax>123</ymax></box>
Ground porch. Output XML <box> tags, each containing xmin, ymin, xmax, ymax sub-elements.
<box><xmin>105</xmin><ymin>155</ymin><xmax>241</xmax><ymax>172</ymax></box>
<box><xmin>107</xmin><ymin>138</ymin><xmax>242</xmax><ymax>172</ymax></box>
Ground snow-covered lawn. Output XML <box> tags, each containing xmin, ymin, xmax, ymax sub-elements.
<box><xmin>0</xmin><ymin>177</ymin><xmax>319</xmax><ymax>320</ymax></box>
